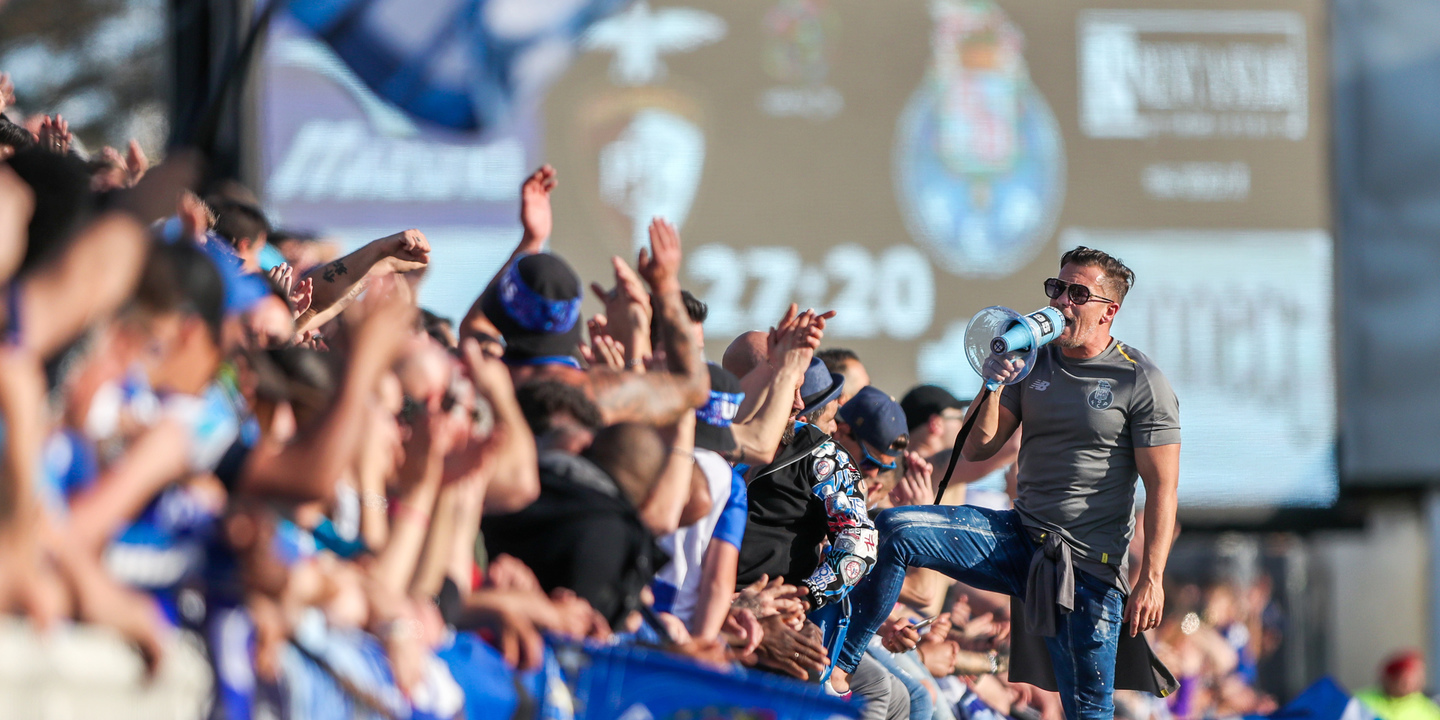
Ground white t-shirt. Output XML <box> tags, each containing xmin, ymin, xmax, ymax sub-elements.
<box><xmin>652</xmin><ymin>448</ymin><xmax>734</xmax><ymax>624</ymax></box>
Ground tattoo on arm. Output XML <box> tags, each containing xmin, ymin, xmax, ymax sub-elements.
<box><xmin>322</xmin><ymin>259</ymin><xmax>349</xmax><ymax>284</ymax></box>
<box><xmin>590</xmin><ymin>369</ymin><xmax>692</xmax><ymax>426</ymax></box>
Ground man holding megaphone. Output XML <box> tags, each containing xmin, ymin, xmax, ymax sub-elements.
<box><xmin>826</xmin><ymin>247</ymin><xmax>1182</xmax><ymax>720</ymax></box>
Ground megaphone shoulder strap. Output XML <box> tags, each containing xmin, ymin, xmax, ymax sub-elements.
<box><xmin>932</xmin><ymin>386</ymin><xmax>994</xmax><ymax>505</ymax></box>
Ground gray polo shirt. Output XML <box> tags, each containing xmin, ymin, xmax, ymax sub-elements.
<box><xmin>1000</xmin><ymin>338</ymin><xmax>1180</xmax><ymax>566</ymax></box>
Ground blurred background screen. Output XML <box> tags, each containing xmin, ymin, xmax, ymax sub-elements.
<box><xmin>0</xmin><ymin>0</ymin><xmax>170</xmax><ymax>160</ymax></box>
<box><xmin>259</xmin><ymin>0</ymin><xmax>1333</xmax><ymax>509</ymax></box>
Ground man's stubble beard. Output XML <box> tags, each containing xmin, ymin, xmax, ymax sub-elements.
<box><xmin>1053</xmin><ymin>317</ymin><xmax>1093</xmax><ymax>349</ymax></box>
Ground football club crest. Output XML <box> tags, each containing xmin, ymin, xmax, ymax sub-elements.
<box><xmin>893</xmin><ymin>0</ymin><xmax>1065</xmax><ymax>278</ymax></box>
<box><xmin>1088</xmin><ymin>379</ymin><xmax>1114</xmax><ymax>410</ymax></box>
<box><xmin>759</xmin><ymin>0</ymin><xmax>844</xmax><ymax>120</ymax></box>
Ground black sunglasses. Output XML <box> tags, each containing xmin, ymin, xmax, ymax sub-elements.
<box><xmin>1044</xmin><ymin>278</ymin><xmax>1115</xmax><ymax>305</ymax></box>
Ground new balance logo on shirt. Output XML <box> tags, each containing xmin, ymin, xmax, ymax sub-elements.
<box><xmin>1029</xmin><ymin>379</ymin><xmax>1050</xmax><ymax>391</ymax></box>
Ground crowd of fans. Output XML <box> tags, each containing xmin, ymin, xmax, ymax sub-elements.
<box><xmin>0</xmin><ymin>67</ymin><xmax>1289</xmax><ymax>720</ymax></box>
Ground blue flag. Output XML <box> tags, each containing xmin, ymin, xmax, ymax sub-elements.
<box><xmin>555</xmin><ymin>640</ymin><xmax>860</xmax><ymax>720</ymax></box>
<box><xmin>284</xmin><ymin>0</ymin><xmax>629</xmax><ymax>131</ymax></box>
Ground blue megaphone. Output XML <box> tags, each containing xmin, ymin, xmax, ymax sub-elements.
<box><xmin>963</xmin><ymin>306</ymin><xmax>1068</xmax><ymax>391</ymax></box>
<box><xmin>990</xmin><ymin>306</ymin><xmax>1066</xmax><ymax>355</ymax></box>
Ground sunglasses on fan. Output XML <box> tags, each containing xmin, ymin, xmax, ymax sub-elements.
<box><xmin>1044</xmin><ymin>277</ymin><xmax>1115</xmax><ymax>305</ymax></box>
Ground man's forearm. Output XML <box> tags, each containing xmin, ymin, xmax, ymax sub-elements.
<box><xmin>1140</xmin><ymin>476</ymin><xmax>1177</xmax><ymax>583</ymax></box>
<box><xmin>733</xmin><ymin>363</ymin><xmax>774</xmax><ymax>425</ymax></box>
<box><xmin>638</xmin><ymin>429</ymin><xmax>698</xmax><ymax>536</ymax></box>
<box><xmin>732</xmin><ymin>359</ymin><xmax>805</xmax><ymax>465</ymax></box>
<box><xmin>478</xmin><ymin>395</ymin><xmax>540</xmax><ymax>514</ymax></box>
<box><xmin>374</xmin><ymin>459</ymin><xmax>442</xmax><ymax>597</ymax></box>
<box><xmin>306</xmin><ymin>242</ymin><xmax>382</xmax><ymax>307</ymax></box>
<box><xmin>243</xmin><ymin>345</ymin><xmax>384</xmax><ymax>501</ymax></box>
<box><xmin>690</xmin><ymin>542</ymin><xmax>739</xmax><ymax>641</ymax></box>
<box><xmin>651</xmin><ymin>283</ymin><xmax>707</xmax><ymax>405</ymax></box>
<box><xmin>961</xmin><ymin>388</ymin><xmax>1006</xmax><ymax>461</ymax></box>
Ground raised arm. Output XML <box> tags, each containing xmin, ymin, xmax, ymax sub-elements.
<box><xmin>729</xmin><ymin>305</ymin><xmax>830</xmax><ymax>465</ymax></box>
<box><xmin>241</xmin><ymin>281</ymin><xmax>414</xmax><ymax>502</ymax></box>
<box><xmin>458</xmin><ymin>338</ymin><xmax>539</xmax><ymax>515</ymax></box>
<box><xmin>588</xmin><ymin>219</ymin><xmax>707</xmax><ymax>424</ymax></box>
<box><xmin>635</xmin><ymin>411</ymin><xmax>702</xmax><ymax>536</ymax></box>
<box><xmin>296</xmin><ymin>229</ymin><xmax>429</xmax><ymax>335</ymax></box>
<box><xmin>19</xmin><ymin>213</ymin><xmax>148</xmax><ymax>359</ymax></box>
<box><xmin>0</xmin><ymin>347</ymin><xmax>43</xmax><ymax>525</ymax></box>
<box><xmin>372</xmin><ymin>405</ymin><xmax>454</xmax><ymax>597</ymax></box>
<box><xmin>960</xmin><ymin>378</ymin><xmax>1021</xmax><ymax>463</ymax></box>
<box><xmin>460</xmin><ymin>166</ymin><xmax>555</xmax><ymax>342</ymax></box>
<box><xmin>66</xmin><ymin>420</ymin><xmax>191</xmax><ymax>555</ymax></box>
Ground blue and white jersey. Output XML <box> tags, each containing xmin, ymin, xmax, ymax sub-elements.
<box><xmin>105</xmin><ymin>380</ymin><xmax>246</xmax><ymax>625</ymax></box>
<box><xmin>104</xmin><ymin>481</ymin><xmax>221</xmax><ymax>625</ymax></box>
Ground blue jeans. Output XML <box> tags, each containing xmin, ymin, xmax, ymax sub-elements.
<box><xmin>837</xmin><ymin>505</ymin><xmax>1126</xmax><ymax>720</ymax></box>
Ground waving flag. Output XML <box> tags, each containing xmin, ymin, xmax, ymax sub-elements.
<box><xmin>285</xmin><ymin>0</ymin><xmax>632</xmax><ymax>132</ymax></box>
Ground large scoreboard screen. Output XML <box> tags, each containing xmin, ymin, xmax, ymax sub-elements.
<box><xmin>261</xmin><ymin>0</ymin><xmax>1333</xmax><ymax>508</ymax></box>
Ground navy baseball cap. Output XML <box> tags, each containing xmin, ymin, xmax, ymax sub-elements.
<box><xmin>899</xmin><ymin>384</ymin><xmax>967</xmax><ymax>431</ymax></box>
<box><xmin>797</xmin><ymin>356</ymin><xmax>844</xmax><ymax>418</ymax></box>
<box><xmin>837</xmin><ymin>386</ymin><xmax>908</xmax><ymax>459</ymax></box>
<box><xmin>480</xmin><ymin>253</ymin><xmax>584</xmax><ymax>366</ymax></box>
<box><xmin>695</xmin><ymin>363</ymin><xmax>744</xmax><ymax>454</ymax></box>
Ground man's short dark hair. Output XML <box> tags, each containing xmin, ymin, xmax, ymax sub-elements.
<box><xmin>681</xmin><ymin>290</ymin><xmax>707</xmax><ymax>324</ymax></box>
<box><xmin>816</xmin><ymin>348</ymin><xmax>860</xmax><ymax>373</ymax></box>
<box><xmin>516</xmin><ymin>380</ymin><xmax>603</xmax><ymax>436</ymax></box>
<box><xmin>1060</xmin><ymin>246</ymin><xmax>1135</xmax><ymax>303</ymax></box>
<box><xmin>419</xmin><ymin>308</ymin><xmax>454</xmax><ymax>347</ymax></box>
<box><xmin>160</xmin><ymin>240</ymin><xmax>226</xmax><ymax>343</ymax></box>
<box><xmin>212</xmin><ymin>201</ymin><xmax>271</xmax><ymax>249</ymax></box>
<box><xmin>583</xmin><ymin>422</ymin><xmax>667</xmax><ymax>507</ymax></box>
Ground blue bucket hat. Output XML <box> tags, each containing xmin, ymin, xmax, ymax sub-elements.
<box><xmin>797</xmin><ymin>356</ymin><xmax>844</xmax><ymax>419</ymax></box>
<box><xmin>480</xmin><ymin>253</ymin><xmax>584</xmax><ymax>367</ymax></box>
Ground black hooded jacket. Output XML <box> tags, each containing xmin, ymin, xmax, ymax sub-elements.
<box><xmin>482</xmin><ymin>450</ymin><xmax>663</xmax><ymax>627</ymax></box>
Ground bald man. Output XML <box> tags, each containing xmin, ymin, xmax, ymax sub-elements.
<box><xmin>717</xmin><ymin>310</ymin><xmax>835</xmax><ymax>466</ymax></box>
<box><xmin>722</xmin><ymin>330</ymin><xmax>769</xmax><ymax>379</ymax></box>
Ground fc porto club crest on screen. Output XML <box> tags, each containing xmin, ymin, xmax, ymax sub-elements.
<box><xmin>894</xmin><ymin>0</ymin><xmax>1066</xmax><ymax>278</ymax></box>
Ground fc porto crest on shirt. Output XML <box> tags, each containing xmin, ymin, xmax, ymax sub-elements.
<box><xmin>1088</xmin><ymin>379</ymin><xmax>1114</xmax><ymax>410</ymax></box>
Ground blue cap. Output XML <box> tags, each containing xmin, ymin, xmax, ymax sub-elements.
<box><xmin>798</xmin><ymin>357</ymin><xmax>844</xmax><ymax>419</ymax></box>
<box><xmin>198</xmin><ymin>238</ymin><xmax>270</xmax><ymax>316</ymax></box>
<box><xmin>837</xmin><ymin>386</ymin><xmax>908</xmax><ymax>458</ymax></box>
